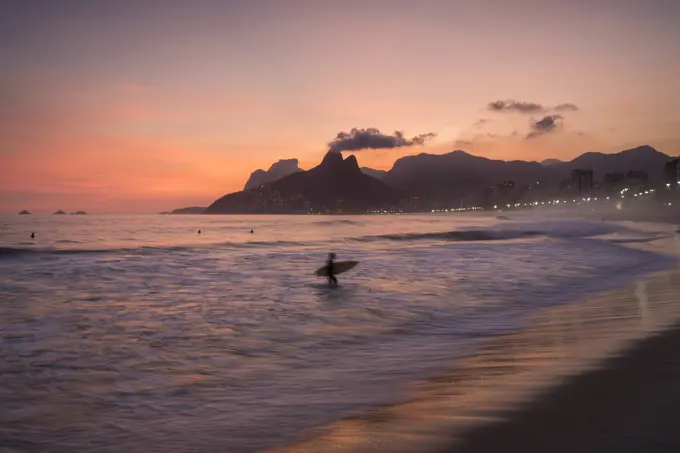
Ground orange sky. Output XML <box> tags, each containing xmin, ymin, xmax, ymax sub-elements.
<box><xmin>1</xmin><ymin>0</ymin><xmax>679</xmax><ymax>213</ymax></box>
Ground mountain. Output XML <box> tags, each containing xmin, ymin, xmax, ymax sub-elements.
<box><xmin>170</xmin><ymin>206</ymin><xmax>206</xmax><ymax>214</ymax></box>
<box><xmin>206</xmin><ymin>152</ymin><xmax>405</xmax><ymax>214</ymax></box>
<box><xmin>552</xmin><ymin>145</ymin><xmax>671</xmax><ymax>180</ymax></box>
<box><xmin>360</xmin><ymin>167</ymin><xmax>387</xmax><ymax>179</ymax></box>
<box><xmin>382</xmin><ymin>150</ymin><xmax>558</xmax><ymax>201</ymax></box>
<box><xmin>541</xmin><ymin>159</ymin><xmax>565</xmax><ymax>166</ymax></box>
<box><xmin>243</xmin><ymin>157</ymin><xmax>387</xmax><ymax>189</ymax></box>
<box><xmin>380</xmin><ymin>145</ymin><xmax>672</xmax><ymax>202</ymax></box>
<box><xmin>244</xmin><ymin>159</ymin><xmax>302</xmax><ymax>190</ymax></box>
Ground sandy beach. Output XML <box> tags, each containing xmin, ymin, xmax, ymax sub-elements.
<box><xmin>443</xmin><ymin>321</ymin><xmax>680</xmax><ymax>453</ymax></box>
<box><xmin>265</xmin><ymin>229</ymin><xmax>680</xmax><ymax>453</ymax></box>
<box><xmin>441</xmin><ymin>231</ymin><xmax>680</xmax><ymax>453</ymax></box>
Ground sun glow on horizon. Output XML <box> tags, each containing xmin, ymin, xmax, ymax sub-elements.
<box><xmin>1</xmin><ymin>1</ymin><xmax>679</xmax><ymax>213</ymax></box>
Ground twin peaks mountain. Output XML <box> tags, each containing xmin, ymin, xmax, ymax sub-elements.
<box><xmin>205</xmin><ymin>152</ymin><xmax>403</xmax><ymax>214</ymax></box>
<box><xmin>203</xmin><ymin>145</ymin><xmax>674</xmax><ymax>214</ymax></box>
<box><xmin>243</xmin><ymin>158</ymin><xmax>387</xmax><ymax>190</ymax></box>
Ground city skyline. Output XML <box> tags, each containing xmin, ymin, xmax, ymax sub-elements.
<box><xmin>2</xmin><ymin>0</ymin><xmax>679</xmax><ymax>213</ymax></box>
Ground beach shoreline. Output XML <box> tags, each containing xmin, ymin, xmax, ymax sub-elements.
<box><xmin>264</xmin><ymin>227</ymin><xmax>680</xmax><ymax>453</ymax></box>
<box><xmin>442</xmin><ymin>320</ymin><xmax>680</xmax><ymax>453</ymax></box>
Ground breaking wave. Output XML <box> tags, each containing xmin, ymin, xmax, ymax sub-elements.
<box><xmin>1</xmin><ymin>219</ymin><xmax>658</xmax><ymax>260</ymax></box>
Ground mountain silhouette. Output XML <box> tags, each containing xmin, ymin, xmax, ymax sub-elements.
<box><xmin>206</xmin><ymin>152</ymin><xmax>404</xmax><ymax>214</ymax></box>
<box><xmin>549</xmin><ymin>145</ymin><xmax>670</xmax><ymax>180</ymax></box>
<box><xmin>381</xmin><ymin>145</ymin><xmax>671</xmax><ymax>201</ymax></box>
<box><xmin>243</xmin><ymin>157</ymin><xmax>387</xmax><ymax>190</ymax></box>
<box><xmin>540</xmin><ymin>158</ymin><xmax>565</xmax><ymax>166</ymax></box>
<box><xmin>170</xmin><ymin>206</ymin><xmax>206</xmax><ymax>214</ymax></box>
<box><xmin>382</xmin><ymin>150</ymin><xmax>558</xmax><ymax>200</ymax></box>
<box><xmin>209</xmin><ymin>144</ymin><xmax>671</xmax><ymax>213</ymax></box>
<box><xmin>360</xmin><ymin>167</ymin><xmax>387</xmax><ymax>179</ymax></box>
<box><xmin>244</xmin><ymin>159</ymin><xmax>303</xmax><ymax>190</ymax></box>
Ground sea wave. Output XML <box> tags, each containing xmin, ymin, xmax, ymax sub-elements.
<box><xmin>355</xmin><ymin>229</ymin><xmax>542</xmax><ymax>242</ymax></box>
<box><xmin>0</xmin><ymin>240</ymin><xmax>312</xmax><ymax>259</ymax></box>
<box><xmin>353</xmin><ymin>220</ymin><xmax>637</xmax><ymax>243</ymax></box>
<box><xmin>312</xmin><ymin>219</ymin><xmax>361</xmax><ymax>226</ymax></box>
<box><xmin>1</xmin><ymin>219</ymin><xmax>658</xmax><ymax>259</ymax></box>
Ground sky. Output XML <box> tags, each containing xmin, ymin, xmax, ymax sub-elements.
<box><xmin>1</xmin><ymin>0</ymin><xmax>679</xmax><ymax>213</ymax></box>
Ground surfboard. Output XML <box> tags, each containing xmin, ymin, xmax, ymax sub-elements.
<box><xmin>314</xmin><ymin>261</ymin><xmax>359</xmax><ymax>277</ymax></box>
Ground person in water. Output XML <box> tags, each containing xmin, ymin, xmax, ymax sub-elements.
<box><xmin>326</xmin><ymin>252</ymin><xmax>338</xmax><ymax>288</ymax></box>
<box><xmin>30</xmin><ymin>232</ymin><xmax>35</xmax><ymax>239</ymax></box>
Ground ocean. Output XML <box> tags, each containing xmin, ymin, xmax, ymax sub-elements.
<box><xmin>0</xmin><ymin>213</ymin><xmax>677</xmax><ymax>452</ymax></box>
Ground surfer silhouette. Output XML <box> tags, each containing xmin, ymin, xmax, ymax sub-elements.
<box><xmin>30</xmin><ymin>232</ymin><xmax>35</xmax><ymax>239</ymax></box>
<box><xmin>327</xmin><ymin>252</ymin><xmax>338</xmax><ymax>288</ymax></box>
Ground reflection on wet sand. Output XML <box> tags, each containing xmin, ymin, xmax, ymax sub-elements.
<box><xmin>265</xmin><ymin>264</ymin><xmax>680</xmax><ymax>453</ymax></box>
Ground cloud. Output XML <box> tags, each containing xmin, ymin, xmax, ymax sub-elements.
<box><xmin>487</xmin><ymin>100</ymin><xmax>545</xmax><ymax>114</ymax></box>
<box><xmin>526</xmin><ymin>115</ymin><xmax>563</xmax><ymax>139</ymax></box>
<box><xmin>328</xmin><ymin>128</ymin><xmax>437</xmax><ymax>153</ymax></box>
<box><xmin>488</xmin><ymin>100</ymin><xmax>579</xmax><ymax>114</ymax></box>
<box><xmin>454</xmin><ymin>140</ymin><xmax>475</xmax><ymax>148</ymax></box>
<box><xmin>555</xmin><ymin>103</ymin><xmax>579</xmax><ymax>112</ymax></box>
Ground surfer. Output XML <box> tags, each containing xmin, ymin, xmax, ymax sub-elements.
<box><xmin>326</xmin><ymin>252</ymin><xmax>338</xmax><ymax>288</ymax></box>
<box><xmin>30</xmin><ymin>232</ymin><xmax>35</xmax><ymax>239</ymax></box>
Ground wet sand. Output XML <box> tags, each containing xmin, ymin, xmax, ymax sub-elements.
<box><xmin>444</xmin><ymin>322</ymin><xmax>680</xmax><ymax>453</ymax></box>
<box><xmin>265</xmin><ymin>232</ymin><xmax>680</xmax><ymax>453</ymax></box>
<box><xmin>442</xmin><ymin>233</ymin><xmax>680</xmax><ymax>453</ymax></box>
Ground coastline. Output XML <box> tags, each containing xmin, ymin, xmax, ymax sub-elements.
<box><xmin>263</xmin><ymin>227</ymin><xmax>680</xmax><ymax>453</ymax></box>
<box><xmin>442</xmin><ymin>320</ymin><xmax>680</xmax><ymax>453</ymax></box>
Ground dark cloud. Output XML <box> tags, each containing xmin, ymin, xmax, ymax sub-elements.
<box><xmin>488</xmin><ymin>100</ymin><xmax>579</xmax><ymax>114</ymax></box>
<box><xmin>555</xmin><ymin>103</ymin><xmax>579</xmax><ymax>112</ymax></box>
<box><xmin>454</xmin><ymin>139</ymin><xmax>475</xmax><ymax>148</ymax></box>
<box><xmin>328</xmin><ymin>128</ymin><xmax>436</xmax><ymax>153</ymax></box>
<box><xmin>487</xmin><ymin>100</ymin><xmax>545</xmax><ymax>114</ymax></box>
<box><xmin>486</xmin><ymin>131</ymin><xmax>518</xmax><ymax>138</ymax></box>
<box><xmin>526</xmin><ymin>115</ymin><xmax>563</xmax><ymax>139</ymax></box>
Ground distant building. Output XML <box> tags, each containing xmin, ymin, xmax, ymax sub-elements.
<box><xmin>602</xmin><ymin>173</ymin><xmax>625</xmax><ymax>195</ymax></box>
<box><xmin>497</xmin><ymin>180</ymin><xmax>515</xmax><ymax>191</ymax></box>
<box><xmin>482</xmin><ymin>186</ymin><xmax>496</xmax><ymax>209</ymax></box>
<box><xmin>496</xmin><ymin>181</ymin><xmax>517</xmax><ymax>206</ymax></box>
<box><xmin>604</xmin><ymin>172</ymin><xmax>625</xmax><ymax>185</ymax></box>
<box><xmin>624</xmin><ymin>170</ymin><xmax>649</xmax><ymax>185</ymax></box>
<box><xmin>571</xmin><ymin>169</ymin><xmax>593</xmax><ymax>195</ymax></box>
<box><xmin>664</xmin><ymin>159</ymin><xmax>680</xmax><ymax>185</ymax></box>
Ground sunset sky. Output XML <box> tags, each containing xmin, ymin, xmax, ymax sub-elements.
<box><xmin>2</xmin><ymin>0</ymin><xmax>679</xmax><ymax>213</ymax></box>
